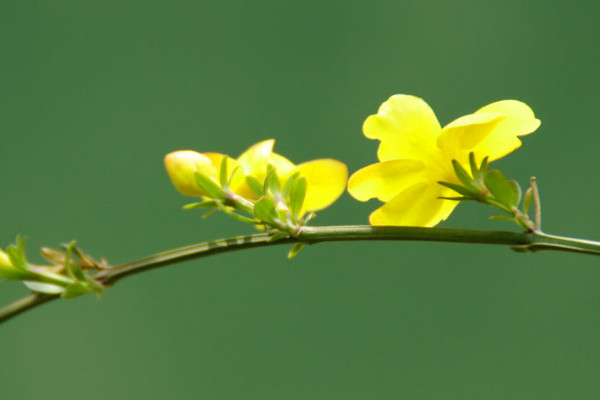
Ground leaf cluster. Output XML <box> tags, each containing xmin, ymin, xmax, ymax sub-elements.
<box><xmin>439</xmin><ymin>153</ymin><xmax>537</xmax><ymax>231</ymax></box>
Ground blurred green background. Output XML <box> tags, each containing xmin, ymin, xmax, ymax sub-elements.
<box><xmin>1</xmin><ymin>1</ymin><xmax>599</xmax><ymax>399</ymax></box>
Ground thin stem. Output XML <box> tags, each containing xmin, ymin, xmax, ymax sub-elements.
<box><xmin>531</xmin><ymin>177</ymin><xmax>542</xmax><ymax>231</ymax></box>
<box><xmin>1</xmin><ymin>225</ymin><xmax>599</xmax><ymax>324</ymax></box>
<box><xmin>0</xmin><ymin>293</ymin><xmax>56</xmax><ymax>324</ymax></box>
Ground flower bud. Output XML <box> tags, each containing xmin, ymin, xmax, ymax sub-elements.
<box><xmin>0</xmin><ymin>248</ymin><xmax>29</xmax><ymax>280</ymax></box>
<box><xmin>0</xmin><ymin>248</ymin><xmax>11</xmax><ymax>269</ymax></box>
<box><xmin>164</xmin><ymin>151</ymin><xmax>219</xmax><ymax>197</ymax></box>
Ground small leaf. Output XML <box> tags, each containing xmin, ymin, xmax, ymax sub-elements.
<box><xmin>62</xmin><ymin>240</ymin><xmax>77</xmax><ymax>281</ymax></box>
<box><xmin>489</xmin><ymin>215</ymin><xmax>516</xmax><ymax>223</ymax></box>
<box><xmin>282</xmin><ymin>172</ymin><xmax>300</xmax><ymax>199</ymax></box>
<box><xmin>264</xmin><ymin>166</ymin><xmax>281</xmax><ymax>197</ymax></box>
<box><xmin>277</xmin><ymin>208</ymin><xmax>290</xmax><ymax>224</ymax></box>
<box><xmin>522</xmin><ymin>187</ymin><xmax>533</xmax><ymax>215</ymax></box>
<box><xmin>62</xmin><ymin>283</ymin><xmax>92</xmax><ymax>299</ymax></box>
<box><xmin>219</xmin><ymin>156</ymin><xmax>229</xmax><ymax>187</ymax></box>
<box><xmin>213</xmin><ymin>201</ymin><xmax>257</xmax><ymax>224</ymax></box>
<box><xmin>437</xmin><ymin>181</ymin><xmax>474</xmax><ymax>197</ymax></box>
<box><xmin>268</xmin><ymin>231</ymin><xmax>289</xmax><ymax>242</ymax></box>
<box><xmin>451</xmin><ymin>160</ymin><xmax>475</xmax><ymax>189</ymax></box>
<box><xmin>201</xmin><ymin>208</ymin><xmax>217</xmax><ymax>219</ymax></box>
<box><xmin>290</xmin><ymin>177</ymin><xmax>307</xmax><ymax>217</ymax></box>
<box><xmin>183</xmin><ymin>200</ymin><xmax>218</xmax><ymax>210</ymax></box>
<box><xmin>438</xmin><ymin>196</ymin><xmax>475</xmax><ymax>201</ymax></box>
<box><xmin>227</xmin><ymin>165</ymin><xmax>242</xmax><ymax>187</ymax></box>
<box><xmin>194</xmin><ymin>173</ymin><xmax>225</xmax><ymax>200</ymax></box>
<box><xmin>508</xmin><ymin>180</ymin><xmax>522</xmax><ymax>208</ymax></box>
<box><xmin>71</xmin><ymin>245</ymin><xmax>97</xmax><ymax>269</ymax></box>
<box><xmin>468</xmin><ymin>152</ymin><xmax>479</xmax><ymax>179</ymax></box>
<box><xmin>68</xmin><ymin>263</ymin><xmax>86</xmax><ymax>282</ymax></box>
<box><xmin>41</xmin><ymin>247</ymin><xmax>66</xmax><ymax>264</ymax></box>
<box><xmin>479</xmin><ymin>156</ymin><xmax>489</xmax><ymax>175</ymax></box>
<box><xmin>486</xmin><ymin>198</ymin><xmax>513</xmax><ymax>214</ymax></box>
<box><xmin>253</xmin><ymin>197</ymin><xmax>278</xmax><ymax>224</ymax></box>
<box><xmin>301</xmin><ymin>212</ymin><xmax>316</xmax><ymax>225</ymax></box>
<box><xmin>484</xmin><ymin>169</ymin><xmax>519</xmax><ymax>208</ymax></box>
<box><xmin>245</xmin><ymin>176</ymin><xmax>264</xmax><ymax>197</ymax></box>
<box><xmin>84</xmin><ymin>277</ymin><xmax>105</xmax><ymax>294</ymax></box>
<box><xmin>23</xmin><ymin>281</ymin><xmax>65</xmax><ymax>294</ymax></box>
<box><xmin>287</xmin><ymin>242</ymin><xmax>305</xmax><ymax>259</ymax></box>
<box><xmin>6</xmin><ymin>237</ymin><xmax>28</xmax><ymax>271</ymax></box>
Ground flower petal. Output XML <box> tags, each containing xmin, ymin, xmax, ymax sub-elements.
<box><xmin>268</xmin><ymin>152</ymin><xmax>296</xmax><ymax>176</ymax></box>
<box><xmin>348</xmin><ymin>159</ymin><xmax>426</xmax><ymax>202</ymax></box>
<box><xmin>363</xmin><ymin>94</ymin><xmax>441</xmax><ymax>162</ymax></box>
<box><xmin>292</xmin><ymin>159</ymin><xmax>348</xmax><ymax>213</ymax></box>
<box><xmin>204</xmin><ymin>152</ymin><xmax>246</xmax><ymax>190</ymax></box>
<box><xmin>164</xmin><ymin>151</ymin><xmax>218</xmax><ymax>197</ymax></box>
<box><xmin>23</xmin><ymin>281</ymin><xmax>65</xmax><ymax>294</ymax></box>
<box><xmin>472</xmin><ymin>100</ymin><xmax>541</xmax><ymax>161</ymax></box>
<box><xmin>437</xmin><ymin>112</ymin><xmax>507</xmax><ymax>156</ymax></box>
<box><xmin>369</xmin><ymin>182</ymin><xmax>458</xmax><ymax>227</ymax></box>
<box><xmin>236</xmin><ymin>139</ymin><xmax>275</xmax><ymax>179</ymax></box>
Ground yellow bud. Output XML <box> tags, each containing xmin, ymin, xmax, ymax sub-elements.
<box><xmin>0</xmin><ymin>247</ymin><xmax>29</xmax><ymax>280</ymax></box>
<box><xmin>164</xmin><ymin>151</ymin><xmax>219</xmax><ymax>197</ymax></box>
<box><xmin>0</xmin><ymin>248</ymin><xmax>12</xmax><ymax>269</ymax></box>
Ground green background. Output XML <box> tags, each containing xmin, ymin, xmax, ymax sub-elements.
<box><xmin>1</xmin><ymin>1</ymin><xmax>599</xmax><ymax>399</ymax></box>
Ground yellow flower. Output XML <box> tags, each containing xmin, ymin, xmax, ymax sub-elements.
<box><xmin>165</xmin><ymin>139</ymin><xmax>348</xmax><ymax>216</ymax></box>
<box><xmin>348</xmin><ymin>94</ymin><xmax>541</xmax><ymax>227</ymax></box>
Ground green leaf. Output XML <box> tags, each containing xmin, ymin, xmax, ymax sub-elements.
<box><xmin>508</xmin><ymin>180</ymin><xmax>522</xmax><ymax>208</ymax></box>
<box><xmin>62</xmin><ymin>283</ymin><xmax>92</xmax><ymax>299</ymax></box>
<box><xmin>287</xmin><ymin>242</ymin><xmax>305</xmax><ymax>259</ymax></box>
<box><xmin>468</xmin><ymin>152</ymin><xmax>479</xmax><ymax>179</ymax></box>
<box><xmin>219</xmin><ymin>156</ymin><xmax>229</xmax><ymax>188</ymax></box>
<box><xmin>484</xmin><ymin>169</ymin><xmax>520</xmax><ymax>209</ymax></box>
<box><xmin>194</xmin><ymin>173</ymin><xmax>225</xmax><ymax>200</ymax></box>
<box><xmin>264</xmin><ymin>166</ymin><xmax>281</xmax><ymax>197</ymax></box>
<box><xmin>201</xmin><ymin>207</ymin><xmax>217</xmax><ymax>219</ymax></box>
<box><xmin>213</xmin><ymin>201</ymin><xmax>257</xmax><ymax>224</ymax></box>
<box><xmin>282</xmin><ymin>172</ymin><xmax>300</xmax><ymax>199</ymax></box>
<box><xmin>183</xmin><ymin>200</ymin><xmax>218</xmax><ymax>210</ymax></box>
<box><xmin>437</xmin><ymin>181</ymin><xmax>474</xmax><ymax>197</ymax></box>
<box><xmin>6</xmin><ymin>236</ymin><xmax>28</xmax><ymax>271</ymax></box>
<box><xmin>227</xmin><ymin>166</ymin><xmax>242</xmax><ymax>187</ymax></box>
<box><xmin>268</xmin><ymin>231</ymin><xmax>289</xmax><ymax>242</ymax></box>
<box><xmin>486</xmin><ymin>198</ymin><xmax>513</xmax><ymax>214</ymax></box>
<box><xmin>278</xmin><ymin>208</ymin><xmax>290</xmax><ymax>225</ymax></box>
<box><xmin>438</xmin><ymin>196</ymin><xmax>475</xmax><ymax>201</ymax></box>
<box><xmin>62</xmin><ymin>240</ymin><xmax>89</xmax><ymax>282</ymax></box>
<box><xmin>489</xmin><ymin>215</ymin><xmax>516</xmax><ymax>223</ymax></box>
<box><xmin>451</xmin><ymin>160</ymin><xmax>475</xmax><ymax>189</ymax></box>
<box><xmin>62</xmin><ymin>240</ymin><xmax>76</xmax><ymax>280</ymax></box>
<box><xmin>290</xmin><ymin>177</ymin><xmax>307</xmax><ymax>217</ymax></box>
<box><xmin>245</xmin><ymin>176</ymin><xmax>264</xmax><ymax>197</ymax></box>
<box><xmin>23</xmin><ymin>281</ymin><xmax>65</xmax><ymax>294</ymax></box>
<box><xmin>479</xmin><ymin>156</ymin><xmax>489</xmax><ymax>176</ymax></box>
<box><xmin>253</xmin><ymin>197</ymin><xmax>278</xmax><ymax>225</ymax></box>
<box><xmin>72</xmin><ymin>264</ymin><xmax>87</xmax><ymax>282</ymax></box>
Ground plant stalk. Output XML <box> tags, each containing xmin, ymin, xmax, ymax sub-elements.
<box><xmin>1</xmin><ymin>225</ymin><xmax>598</xmax><ymax>324</ymax></box>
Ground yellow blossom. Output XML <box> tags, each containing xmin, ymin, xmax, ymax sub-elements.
<box><xmin>348</xmin><ymin>94</ymin><xmax>541</xmax><ymax>227</ymax></box>
<box><xmin>165</xmin><ymin>139</ymin><xmax>348</xmax><ymax>216</ymax></box>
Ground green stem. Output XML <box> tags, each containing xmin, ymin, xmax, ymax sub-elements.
<box><xmin>0</xmin><ymin>293</ymin><xmax>56</xmax><ymax>324</ymax></box>
<box><xmin>1</xmin><ymin>225</ymin><xmax>598</xmax><ymax>324</ymax></box>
